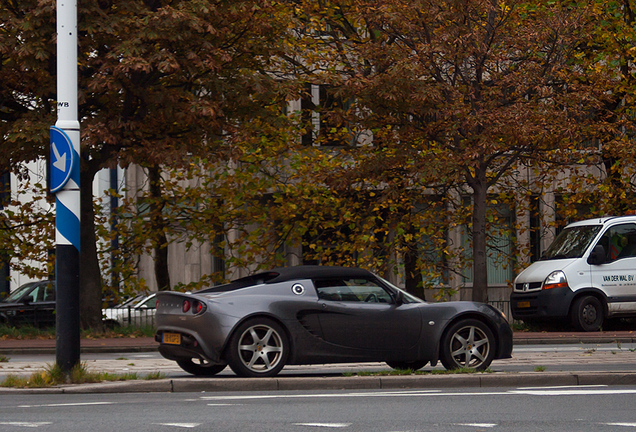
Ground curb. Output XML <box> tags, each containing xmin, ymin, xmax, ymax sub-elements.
<box><xmin>2</xmin><ymin>372</ymin><xmax>636</xmax><ymax>394</ymax></box>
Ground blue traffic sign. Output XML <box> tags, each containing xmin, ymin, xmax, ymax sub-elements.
<box><xmin>50</xmin><ymin>126</ymin><xmax>77</xmax><ymax>193</ymax></box>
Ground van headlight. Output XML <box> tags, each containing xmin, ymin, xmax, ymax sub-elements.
<box><xmin>543</xmin><ymin>271</ymin><xmax>569</xmax><ymax>290</ymax></box>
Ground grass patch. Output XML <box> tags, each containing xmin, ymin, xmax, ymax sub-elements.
<box><xmin>0</xmin><ymin>362</ymin><xmax>165</xmax><ymax>388</ymax></box>
<box><xmin>0</xmin><ymin>324</ymin><xmax>155</xmax><ymax>340</ymax></box>
<box><xmin>0</xmin><ymin>355</ymin><xmax>9</xmax><ymax>362</ymax></box>
<box><xmin>0</xmin><ymin>325</ymin><xmax>55</xmax><ymax>340</ymax></box>
<box><xmin>343</xmin><ymin>367</ymin><xmax>492</xmax><ymax>377</ymax></box>
<box><xmin>533</xmin><ymin>365</ymin><xmax>546</xmax><ymax>372</ymax></box>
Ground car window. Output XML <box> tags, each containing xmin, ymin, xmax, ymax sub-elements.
<box><xmin>43</xmin><ymin>283</ymin><xmax>56</xmax><ymax>301</ymax></box>
<box><xmin>137</xmin><ymin>295</ymin><xmax>156</xmax><ymax>309</ymax></box>
<box><xmin>5</xmin><ymin>282</ymin><xmax>37</xmax><ymax>302</ymax></box>
<box><xmin>314</xmin><ymin>278</ymin><xmax>393</xmax><ymax>303</ymax></box>
<box><xmin>29</xmin><ymin>284</ymin><xmax>45</xmax><ymax>302</ymax></box>
<box><xmin>596</xmin><ymin>223</ymin><xmax>636</xmax><ymax>262</ymax></box>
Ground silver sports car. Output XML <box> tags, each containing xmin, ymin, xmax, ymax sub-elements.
<box><xmin>155</xmin><ymin>266</ymin><xmax>513</xmax><ymax>377</ymax></box>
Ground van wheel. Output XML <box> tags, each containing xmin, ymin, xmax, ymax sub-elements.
<box><xmin>571</xmin><ymin>295</ymin><xmax>603</xmax><ymax>332</ymax></box>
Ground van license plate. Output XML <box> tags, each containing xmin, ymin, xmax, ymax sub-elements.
<box><xmin>517</xmin><ymin>301</ymin><xmax>531</xmax><ymax>308</ymax></box>
<box><xmin>163</xmin><ymin>333</ymin><xmax>181</xmax><ymax>345</ymax></box>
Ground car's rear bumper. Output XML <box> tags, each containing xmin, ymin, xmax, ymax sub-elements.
<box><xmin>155</xmin><ymin>330</ymin><xmax>221</xmax><ymax>363</ymax></box>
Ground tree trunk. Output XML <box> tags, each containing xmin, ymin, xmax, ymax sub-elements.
<box><xmin>403</xmin><ymin>222</ymin><xmax>424</xmax><ymax>299</ymax></box>
<box><xmin>470</xmin><ymin>167</ymin><xmax>489</xmax><ymax>304</ymax></box>
<box><xmin>79</xmin><ymin>162</ymin><xmax>104</xmax><ymax>328</ymax></box>
<box><xmin>148</xmin><ymin>166</ymin><xmax>171</xmax><ymax>291</ymax></box>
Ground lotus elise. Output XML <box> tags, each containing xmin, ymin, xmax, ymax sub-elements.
<box><xmin>155</xmin><ymin>266</ymin><xmax>512</xmax><ymax>377</ymax></box>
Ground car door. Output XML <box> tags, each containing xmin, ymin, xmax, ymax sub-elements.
<box><xmin>313</xmin><ymin>278</ymin><xmax>422</xmax><ymax>351</ymax></box>
<box><xmin>11</xmin><ymin>281</ymin><xmax>55</xmax><ymax>327</ymax></box>
<box><xmin>590</xmin><ymin>223</ymin><xmax>636</xmax><ymax>315</ymax></box>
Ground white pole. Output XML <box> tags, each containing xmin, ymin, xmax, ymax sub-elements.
<box><xmin>55</xmin><ymin>0</ymin><xmax>81</xmax><ymax>373</ymax></box>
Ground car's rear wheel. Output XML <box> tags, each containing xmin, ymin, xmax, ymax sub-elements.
<box><xmin>226</xmin><ymin>317</ymin><xmax>288</xmax><ymax>377</ymax></box>
<box><xmin>386</xmin><ymin>360</ymin><xmax>428</xmax><ymax>371</ymax></box>
<box><xmin>571</xmin><ymin>295</ymin><xmax>604</xmax><ymax>332</ymax></box>
<box><xmin>176</xmin><ymin>358</ymin><xmax>226</xmax><ymax>376</ymax></box>
<box><xmin>439</xmin><ymin>319</ymin><xmax>495</xmax><ymax>371</ymax></box>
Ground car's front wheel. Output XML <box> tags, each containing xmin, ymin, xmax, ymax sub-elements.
<box><xmin>386</xmin><ymin>360</ymin><xmax>428</xmax><ymax>371</ymax></box>
<box><xmin>176</xmin><ymin>358</ymin><xmax>227</xmax><ymax>376</ymax></box>
<box><xmin>226</xmin><ymin>317</ymin><xmax>289</xmax><ymax>377</ymax></box>
<box><xmin>571</xmin><ymin>295</ymin><xmax>604</xmax><ymax>332</ymax></box>
<box><xmin>439</xmin><ymin>319</ymin><xmax>495</xmax><ymax>371</ymax></box>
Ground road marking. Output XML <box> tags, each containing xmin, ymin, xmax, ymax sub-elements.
<box><xmin>512</xmin><ymin>389</ymin><xmax>636</xmax><ymax>396</ymax></box>
<box><xmin>518</xmin><ymin>385</ymin><xmax>605</xmax><ymax>390</ymax></box>
<box><xmin>206</xmin><ymin>403</ymin><xmax>242</xmax><ymax>406</ymax></box>
<box><xmin>453</xmin><ymin>424</ymin><xmax>497</xmax><ymax>428</ymax></box>
<box><xmin>605</xmin><ymin>423</ymin><xmax>636</xmax><ymax>427</ymax></box>
<box><xmin>17</xmin><ymin>402</ymin><xmax>114</xmax><ymax>408</ymax></box>
<box><xmin>201</xmin><ymin>390</ymin><xmax>441</xmax><ymax>401</ymax></box>
<box><xmin>200</xmin><ymin>386</ymin><xmax>636</xmax><ymax>402</ymax></box>
<box><xmin>154</xmin><ymin>423</ymin><xmax>200</xmax><ymax>428</ymax></box>
<box><xmin>0</xmin><ymin>422</ymin><xmax>52</xmax><ymax>428</ymax></box>
<box><xmin>293</xmin><ymin>423</ymin><xmax>351</xmax><ymax>428</ymax></box>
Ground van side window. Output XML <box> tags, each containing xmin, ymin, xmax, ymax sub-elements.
<box><xmin>599</xmin><ymin>224</ymin><xmax>636</xmax><ymax>262</ymax></box>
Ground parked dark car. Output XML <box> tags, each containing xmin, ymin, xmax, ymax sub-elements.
<box><xmin>0</xmin><ymin>280</ymin><xmax>56</xmax><ymax>327</ymax></box>
<box><xmin>155</xmin><ymin>266</ymin><xmax>513</xmax><ymax>377</ymax></box>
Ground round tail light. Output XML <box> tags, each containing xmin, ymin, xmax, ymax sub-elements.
<box><xmin>182</xmin><ymin>300</ymin><xmax>191</xmax><ymax>313</ymax></box>
<box><xmin>194</xmin><ymin>301</ymin><xmax>205</xmax><ymax>314</ymax></box>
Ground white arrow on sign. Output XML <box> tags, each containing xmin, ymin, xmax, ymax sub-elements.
<box><xmin>52</xmin><ymin>143</ymin><xmax>67</xmax><ymax>172</ymax></box>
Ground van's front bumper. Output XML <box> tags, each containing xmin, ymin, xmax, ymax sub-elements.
<box><xmin>510</xmin><ymin>287</ymin><xmax>575</xmax><ymax>321</ymax></box>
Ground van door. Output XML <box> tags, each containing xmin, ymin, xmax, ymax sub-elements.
<box><xmin>590</xmin><ymin>223</ymin><xmax>636</xmax><ymax>315</ymax></box>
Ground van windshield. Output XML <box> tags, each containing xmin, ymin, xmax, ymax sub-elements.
<box><xmin>541</xmin><ymin>225</ymin><xmax>602</xmax><ymax>260</ymax></box>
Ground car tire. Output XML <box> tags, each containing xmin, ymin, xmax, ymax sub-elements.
<box><xmin>439</xmin><ymin>319</ymin><xmax>495</xmax><ymax>371</ymax></box>
<box><xmin>226</xmin><ymin>317</ymin><xmax>289</xmax><ymax>378</ymax></box>
<box><xmin>176</xmin><ymin>358</ymin><xmax>227</xmax><ymax>376</ymax></box>
<box><xmin>386</xmin><ymin>360</ymin><xmax>428</xmax><ymax>371</ymax></box>
<box><xmin>571</xmin><ymin>295</ymin><xmax>604</xmax><ymax>332</ymax></box>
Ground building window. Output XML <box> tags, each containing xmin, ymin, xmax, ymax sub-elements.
<box><xmin>301</xmin><ymin>84</ymin><xmax>352</xmax><ymax>147</ymax></box>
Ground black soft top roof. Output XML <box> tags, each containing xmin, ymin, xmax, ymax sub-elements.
<box><xmin>198</xmin><ymin>266</ymin><xmax>375</xmax><ymax>293</ymax></box>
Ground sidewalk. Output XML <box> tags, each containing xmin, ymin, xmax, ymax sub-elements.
<box><xmin>1</xmin><ymin>330</ymin><xmax>635</xmax><ymax>394</ymax></box>
<box><xmin>3</xmin><ymin>330</ymin><xmax>636</xmax><ymax>355</ymax></box>
<box><xmin>0</xmin><ymin>335</ymin><xmax>158</xmax><ymax>355</ymax></box>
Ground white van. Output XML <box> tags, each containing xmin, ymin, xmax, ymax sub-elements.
<box><xmin>511</xmin><ymin>215</ymin><xmax>636</xmax><ymax>331</ymax></box>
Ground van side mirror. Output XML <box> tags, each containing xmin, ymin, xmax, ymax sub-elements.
<box><xmin>587</xmin><ymin>245</ymin><xmax>606</xmax><ymax>265</ymax></box>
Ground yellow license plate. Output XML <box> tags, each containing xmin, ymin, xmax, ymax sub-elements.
<box><xmin>163</xmin><ymin>333</ymin><xmax>181</xmax><ymax>345</ymax></box>
<box><xmin>517</xmin><ymin>301</ymin><xmax>531</xmax><ymax>308</ymax></box>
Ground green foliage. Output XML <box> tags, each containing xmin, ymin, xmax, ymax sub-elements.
<box><xmin>0</xmin><ymin>362</ymin><xmax>165</xmax><ymax>388</ymax></box>
<box><xmin>3</xmin><ymin>0</ymin><xmax>636</xmax><ymax>307</ymax></box>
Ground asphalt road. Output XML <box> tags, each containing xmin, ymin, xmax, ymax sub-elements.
<box><xmin>2</xmin><ymin>386</ymin><xmax>636</xmax><ymax>431</ymax></box>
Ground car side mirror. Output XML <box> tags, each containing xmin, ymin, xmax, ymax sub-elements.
<box><xmin>587</xmin><ymin>244</ymin><xmax>606</xmax><ymax>265</ymax></box>
<box><xmin>394</xmin><ymin>290</ymin><xmax>404</xmax><ymax>306</ymax></box>
<box><xmin>22</xmin><ymin>295</ymin><xmax>34</xmax><ymax>304</ymax></box>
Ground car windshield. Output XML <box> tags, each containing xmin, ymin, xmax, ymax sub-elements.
<box><xmin>541</xmin><ymin>225</ymin><xmax>602</xmax><ymax>260</ymax></box>
<box><xmin>378</xmin><ymin>276</ymin><xmax>425</xmax><ymax>304</ymax></box>
<box><xmin>3</xmin><ymin>282</ymin><xmax>36</xmax><ymax>303</ymax></box>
